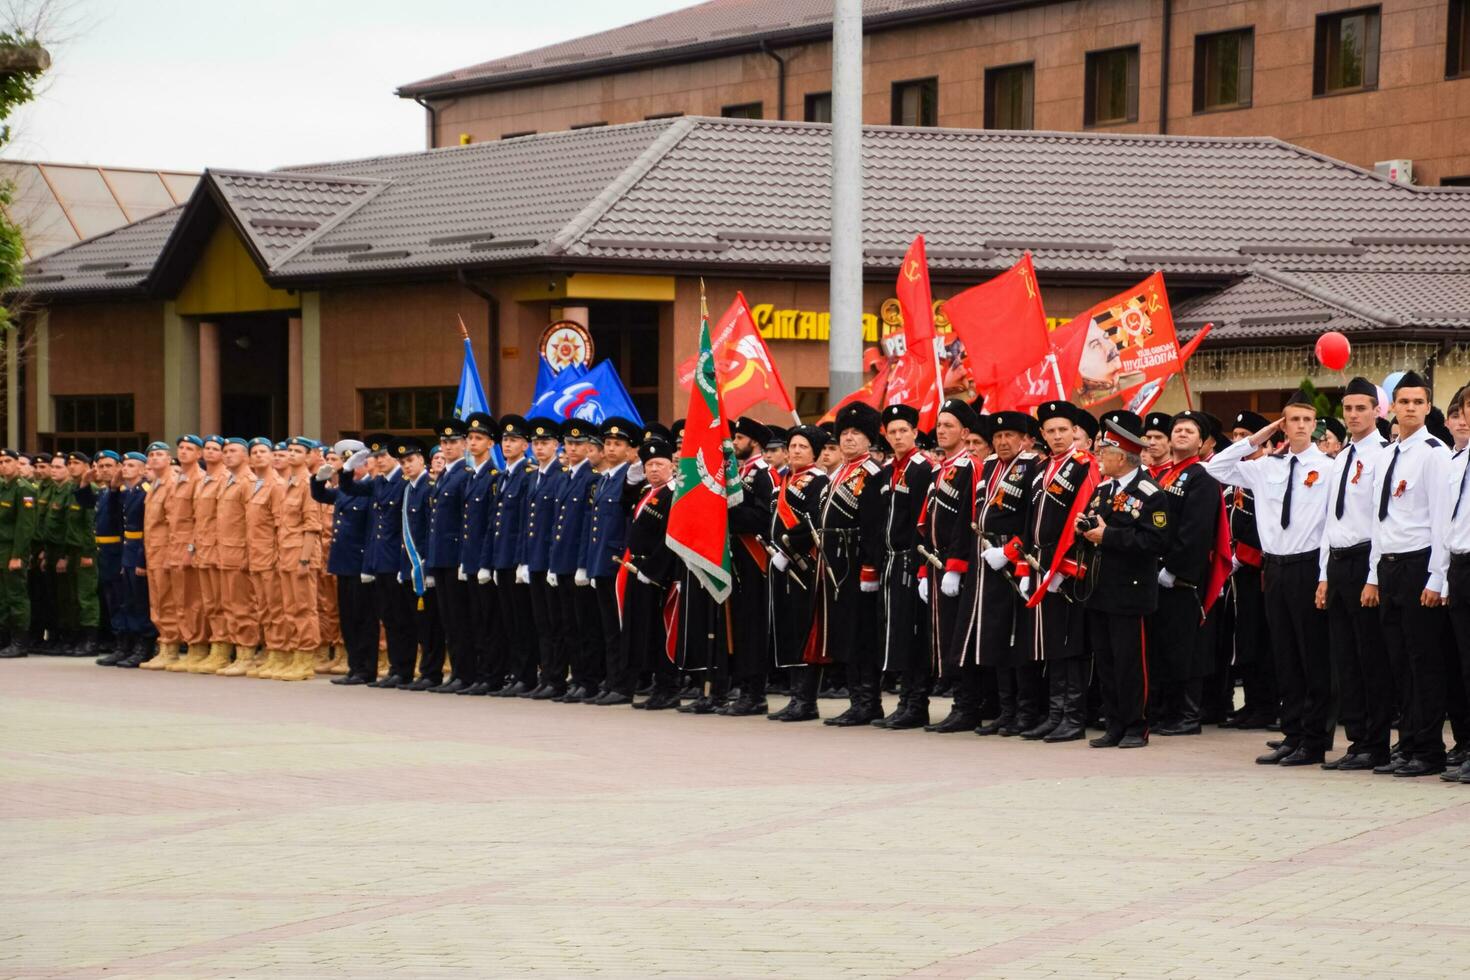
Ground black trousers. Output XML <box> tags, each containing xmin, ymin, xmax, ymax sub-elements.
<box><xmin>1227</xmin><ymin>566</ymin><xmax>1276</xmax><ymax>719</ymax></box>
<box><xmin>554</xmin><ymin>578</ymin><xmax>601</xmax><ymax>691</ymax></box>
<box><xmin>571</xmin><ymin>581</ymin><xmax>603</xmax><ymax>691</ymax></box>
<box><xmin>374</xmin><ymin>574</ymin><xmax>417</xmax><ymax>680</ymax></box>
<box><xmin>1087</xmin><ymin>609</ymin><xmax>1147</xmax><ymax>738</ymax></box>
<box><xmin>527</xmin><ymin>572</ymin><xmax>566</xmax><ymax>690</ymax></box>
<box><xmin>494</xmin><ymin>570</ymin><xmax>533</xmax><ymax>685</ymax></box>
<box><xmin>413</xmin><ymin>586</ymin><xmax>444</xmax><ymax>682</ymax></box>
<box><xmin>1446</xmin><ymin>560</ymin><xmax>1470</xmax><ymax>750</ymax></box>
<box><xmin>1326</xmin><ymin>546</ymin><xmax>1392</xmax><ymax>757</ymax></box>
<box><xmin>594</xmin><ymin>575</ymin><xmax>627</xmax><ymax>693</ymax></box>
<box><xmin>337</xmin><ymin>574</ymin><xmax>376</xmax><ymax>679</ymax></box>
<box><xmin>1262</xmin><ymin>556</ymin><xmax>1332</xmax><ymax>752</ymax></box>
<box><xmin>1378</xmin><ymin>551</ymin><xmax>1447</xmax><ymax>764</ymax></box>
<box><xmin>464</xmin><ymin>577</ymin><xmax>498</xmax><ymax>686</ymax></box>
<box><xmin>430</xmin><ymin>568</ymin><xmax>469</xmax><ymax>682</ymax></box>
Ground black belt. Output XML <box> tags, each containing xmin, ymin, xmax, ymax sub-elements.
<box><xmin>1382</xmin><ymin>548</ymin><xmax>1431</xmax><ymax>563</ymax></box>
<box><xmin>1329</xmin><ymin>542</ymin><xmax>1370</xmax><ymax>560</ymax></box>
<box><xmin>1262</xmin><ymin>550</ymin><xmax>1318</xmax><ymax>566</ymax></box>
<box><xmin>1451</xmin><ymin>552</ymin><xmax>1470</xmax><ymax>568</ymax></box>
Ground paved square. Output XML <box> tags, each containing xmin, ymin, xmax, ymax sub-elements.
<box><xmin>4</xmin><ymin>658</ymin><xmax>1470</xmax><ymax>979</ymax></box>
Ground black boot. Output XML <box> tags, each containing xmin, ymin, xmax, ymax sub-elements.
<box><xmin>119</xmin><ymin>635</ymin><xmax>150</xmax><ymax>668</ymax></box>
<box><xmin>827</xmin><ymin>663</ymin><xmax>872</xmax><ymax>727</ymax></box>
<box><xmin>1044</xmin><ymin>660</ymin><xmax>1088</xmax><ymax>742</ymax></box>
<box><xmin>1008</xmin><ymin>665</ymin><xmax>1042</xmax><ymax>735</ymax></box>
<box><xmin>1022</xmin><ymin>665</ymin><xmax>1065</xmax><ymax>740</ymax></box>
<box><xmin>96</xmin><ymin>631</ymin><xmax>130</xmax><ymax>666</ymax></box>
<box><xmin>777</xmin><ymin>666</ymin><xmax>821</xmax><ymax>722</ymax></box>
<box><xmin>976</xmin><ymin>668</ymin><xmax>1015</xmax><ymax>736</ymax></box>
<box><xmin>1159</xmin><ymin>678</ymin><xmax>1204</xmax><ymax>736</ymax></box>
<box><xmin>871</xmin><ymin>684</ymin><xmax>908</xmax><ymax>728</ymax></box>
<box><xmin>0</xmin><ymin>629</ymin><xmax>20</xmax><ymax>659</ymax></box>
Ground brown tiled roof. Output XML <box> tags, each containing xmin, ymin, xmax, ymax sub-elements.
<box><xmin>20</xmin><ymin>205</ymin><xmax>183</xmax><ymax>295</ymax></box>
<box><xmin>397</xmin><ymin>0</ymin><xmax>1044</xmax><ymax>98</ymax></box>
<box><xmin>1175</xmin><ymin>268</ymin><xmax>1470</xmax><ymax>343</ymax></box>
<box><xmin>21</xmin><ymin>118</ymin><xmax>1470</xmax><ymax>341</ymax></box>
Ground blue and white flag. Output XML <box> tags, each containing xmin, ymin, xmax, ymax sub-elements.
<box><xmin>528</xmin><ymin>358</ymin><xmax>642</xmax><ymax>427</ymax></box>
<box><xmin>454</xmin><ymin>337</ymin><xmax>489</xmax><ymax>420</ymax></box>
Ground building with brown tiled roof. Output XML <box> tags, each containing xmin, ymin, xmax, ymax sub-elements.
<box><xmin>12</xmin><ymin>117</ymin><xmax>1470</xmax><ymax>450</ymax></box>
<box><xmin>0</xmin><ymin>161</ymin><xmax>198</xmax><ymax>258</ymax></box>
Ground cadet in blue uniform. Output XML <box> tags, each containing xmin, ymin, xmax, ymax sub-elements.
<box><xmin>422</xmin><ymin>418</ymin><xmax>471</xmax><ymax>692</ymax></box>
<box><xmin>312</xmin><ymin>439</ymin><xmax>375</xmax><ymax>685</ymax></box>
<box><xmin>114</xmin><ymin>452</ymin><xmax>154</xmax><ymax>666</ymax></box>
<box><xmin>91</xmin><ymin>451</ymin><xmax>127</xmax><ymax>664</ymax></box>
<box><xmin>457</xmin><ymin>411</ymin><xmax>501</xmax><ymax>696</ymax></box>
<box><xmin>485</xmin><ymin>414</ymin><xmax>535</xmax><ymax>696</ymax></box>
<box><xmin>339</xmin><ymin>434</ymin><xmax>414</xmax><ymax>688</ymax></box>
<box><xmin>397</xmin><ymin>438</ymin><xmax>439</xmax><ymax>687</ymax></box>
<box><xmin>520</xmin><ymin>417</ymin><xmax>568</xmax><ymax>699</ymax></box>
<box><xmin>548</xmin><ymin>418</ymin><xmax>600</xmax><ymax>702</ymax></box>
<box><xmin>581</xmin><ymin>417</ymin><xmax>643</xmax><ymax>704</ymax></box>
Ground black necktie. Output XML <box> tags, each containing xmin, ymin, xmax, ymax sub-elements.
<box><xmin>1280</xmin><ymin>456</ymin><xmax>1296</xmax><ymax>528</ymax></box>
<box><xmin>1455</xmin><ymin>453</ymin><xmax>1470</xmax><ymax>520</ymax></box>
<box><xmin>1334</xmin><ymin>444</ymin><xmax>1356</xmax><ymax>520</ymax></box>
<box><xmin>1378</xmin><ymin>446</ymin><xmax>1400</xmax><ymax>520</ymax></box>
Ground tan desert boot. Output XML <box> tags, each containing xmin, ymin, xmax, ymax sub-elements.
<box><xmin>217</xmin><ymin>645</ymin><xmax>253</xmax><ymax>676</ymax></box>
<box><xmin>167</xmin><ymin>642</ymin><xmax>209</xmax><ymax>672</ymax></box>
<box><xmin>139</xmin><ymin>640</ymin><xmax>179</xmax><ymax>670</ymax></box>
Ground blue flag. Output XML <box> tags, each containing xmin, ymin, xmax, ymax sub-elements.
<box><xmin>454</xmin><ymin>337</ymin><xmax>489</xmax><ymax>419</ymax></box>
<box><xmin>528</xmin><ymin>358</ymin><xmax>642</xmax><ymax>427</ymax></box>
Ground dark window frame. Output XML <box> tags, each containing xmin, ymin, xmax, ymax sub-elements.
<box><xmin>46</xmin><ymin>393</ymin><xmax>143</xmax><ymax>454</ymax></box>
<box><xmin>804</xmin><ymin>91</ymin><xmax>833</xmax><ymax>122</ymax></box>
<box><xmin>358</xmin><ymin>386</ymin><xmax>458</xmax><ymax>435</ymax></box>
<box><xmin>720</xmin><ymin>101</ymin><xmax>763</xmax><ymax>119</ymax></box>
<box><xmin>1441</xmin><ymin>175</ymin><xmax>1470</xmax><ymax>186</ymax></box>
<box><xmin>891</xmin><ymin>76</ymin><xmax>939</xmax><ymax>126</ymax></box>
<box><xmin>984</xmin><ymin>61</ymin><xmax>1035</xmax><ymax>129</ymax></box>
<box><xmin>1448</xmin><ymin>0</ymin><xmax>1470</xmax><ymax>78</ymax></box>
<box><xmin>1193</xmin><ymin>27</ymin><xmax>1255</xmax><ymax>113</ymax></box>
<box><xmin>1313</xmin><ymin>5</ymin><xmax>1381</xmax><ymax>97</ymax></box>
<box><xmin>1083</xmin><ymin>45</ymin><xmax>1141</xmax><ymax>127</ymax></box>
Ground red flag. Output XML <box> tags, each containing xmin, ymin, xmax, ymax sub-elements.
<box><xmin>1074</xmin><ymin>272</ymin><xmax>1181</xmax><ymax>409</ymax></box>
<box><xmin>896</xmin><ymin>235</ymin><xmax>935</xmax><ymax>343</ymax></box>
<box><xmin>1118</xmin><ymin>323</ymin><xmax>1212</xmax><ymax>411</ymax></box>
<box><xmin>676</xmin><ymin>291</ymin><xmax>795</xmax><ymax>418</ymax></box>
<box><xmin>989</xmin><ymin>313</ymin><xmax>1090</xmax><ymax>412</ymax></box>
<box><xmin>1202</xmin><ymin>495</ymin><xmax>1232</xmax><ymax>618</ymax></box>
<box><xmin>1026</xmin><ymin>453</ymin><xmax>1100</xmax><ymax>607</ymax></box>
<box><xmin>944</xmin><ymin>253</ymin><xmax>1049</xmax><ymax>404</ymax></box>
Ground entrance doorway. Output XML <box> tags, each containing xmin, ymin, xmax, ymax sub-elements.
<box><xmin>588</xmin><ymin>301</ymin><xmax>660</xmax><ymax>423</ymax></box>
<box><xmin>217</xmin><ymin>315</ymin><xmax>289</xmax><ymax>438</ymax></box>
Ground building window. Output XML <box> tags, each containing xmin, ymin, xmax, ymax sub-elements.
<box><xmin>1194</xmin><ymin>28</ymin><xmax>1254</xmax><ymax>111</ymax></box>
<box><xmin>47</xmin><ymin>394</ymin><xmax>143</xmax><ymax>454</ymax></box>
<box><xmin>1442</xmin><ymin>175</ymin><xmax>1470</xmax><ymax>186</ymax></box>
<box><xmin>570</xmin><ymin>121</ymin><xmax>607</xmax><ymax>129</ymax></box>
<box><xmin>1084</xmin><ymin>46</ymin><xmax>1140</xmax><ymax>126</ymax></box>
<box><xmin>721</xmin><ymin>102</ymin><xmax>763</xmax><ymax>119</ymax></box>
<box><xmin>1448</xmin><ymin>0</ymin><xmax>1470</xmax><ymax>78</ymax></box>
<box><xmin>360</xmin><ymin>387</ymin><xmax>458</xmax><ymax>434</ymax></box>
<box><xmin>804</xmin><ymin>91</ymin><xmax>832</xmax><ymax>122</ymax></box>
<box><xmin>985</xmin><ymin>62</ymin><xmax>1035</xmax><ymax>129</ymax></box>
<box><xmin>501</xmin><ymin>130</ymin><xmax>536</xmax><ymax>140</ymax></box>
<box><xmin>891</xmin><ymin>77</ymin><xmax>939</xmax><ymax>126</ymax></box>
<box><xmin>1314</xmin><ymin>6</ymin><xmax>1380</xmax><ymax>95</ymax></box>
<box><xmin>795</xmin><ymin>387</ymin><xmax>829</xmax><ymax>421</ymax></box>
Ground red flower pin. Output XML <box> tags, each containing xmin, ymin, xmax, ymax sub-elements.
<box><xmin>1350</xmin><ymin>460</ymin><xmax>1363</xmax><ymax>485</ymax></box>
<box><xmin>1393</xmin><ymin>479</ymin><xmax>1408</xmax><ymax>498</ymax></box>
<box><xmin>1304</xmin><ymin>470</ymin><xmax>1319</xmax><ymax>487</ymax></box>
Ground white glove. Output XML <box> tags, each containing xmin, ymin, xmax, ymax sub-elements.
<box><xmin>360</xmin><ymin>573</ymin><xmax>374</xmax><ymax>584</ymax></box>
<box><xmin>477</xmin><ymin>567</ymin><xmax>491</xmax><ymax>585</ymax></box>
<box><xmin>1158</xmin><ymin>568</ymin><xmax>1176</xmax><ymax>589</ymax></box>
<box><xmin>771</xmin><ymin>552</ymin><xmax>790</xmax><ymax>573</ymax></box>
<box><xmin>425</xmin><ymin>575</ymin><xmax>436</xmax><ymax>589</ymax></box>
<box><xmin>626</xmin><ymin>460</ymin><xmax>645</xmax><ymax>484</ymax></box>
<box><xmin>575</xmin><ymin>568</ymin><xmax>589</xmax><ymax>586</ymax></box>
<box><xmin>1047</xmin><ymin>574</ymin><xmax>1064</xmax><ymax>594</ymax></box>
<box><xmin>397</xmin><ymin>572</ymin><xmax>404</xmax><ymax>584</ymax></box>
<box><xmin>918</xmin><ymin>577</ymin><xmax>929</xmax><ymax>603</ymax></box>
<box><xmin>860</xmin><ymin>578</ymin><xmax>879</xmax><ymax>593</ymax></box>
<box><xmin>940</xmin><ymin>571</ymin><xmax>961</xmax><ymax>597</ymax></box>
<box><xmin>314</xmin><ymin>463</ymin><xmax>334</xmax><ymax>482</ymax></box>
<box><xmin>493</xmin><ymin>569</ymin><xmax>501</xmax><ymax>586</ymax></box>
<box><xmin>637</xmin><ymin>571</ymin><xmax>652</xmax><ymax>585</ymax></box>
<box><xmin>982</xmin><ymin>546</ymin><xmax>1008</xmax><ymax>571</ymax></box>
<box><xmin>546</xmin><ymin>571</ymin><xmax>559</xmax><ymax>588</ymax></box>
<box><xmin>516</xmin><ymin>564</ymin><xmax>530</xmax><ymax>585</ymax></box>
<box><xmin>1231</xmin><ymin>556</ymin><xmax>1241</xmax><ymax>574</ymax></box>
<box><xmin>590</xmin><ymin>577</ymin><xmax>597</xmax><ymax>589</ymax></box>
<box><xmin>344</xmin><ymin>448</ymin><xmax>371</xmax><ymax>472</ymax></box>
<box><xmin>1018</xmin><ymin>576</ymin><xmax>1032</xmax><ymax>599</ymax></box>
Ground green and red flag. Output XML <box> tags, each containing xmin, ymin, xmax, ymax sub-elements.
<box><xmin>666</xmin><ymin>285</ymin><xmax>743</xmax><ymax>603</ymax></box>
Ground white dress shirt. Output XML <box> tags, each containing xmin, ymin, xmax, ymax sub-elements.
<box><xmin>1448</xmin><ymin>448</ymin><xmax>1470</xmax><ymax>557</ymax></box>
<box><xmin>1317</xmin><ymin>431</ymin><xmax>1389</xmax><ymax>581</ymax></box>
<box><xmin>1204</xmin><ymin>439</ymin><xmax>1332</xmax><ymax>558</ymax></box>
<box><xmin>1368</xmin><ymin>424</ymin><xmax>1452</xmax><ymax>592</ymax></box>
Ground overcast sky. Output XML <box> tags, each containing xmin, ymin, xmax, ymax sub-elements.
<box><xmin>7</xmin><ymin>0</ymin><xmax>691</xmax><ymax>172</ymax></box>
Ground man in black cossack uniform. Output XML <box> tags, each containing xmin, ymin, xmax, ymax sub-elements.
<box><xmin>622</xmin><ymin>439</ymin><xmax>682</xmax><ymax>711</ymax></box>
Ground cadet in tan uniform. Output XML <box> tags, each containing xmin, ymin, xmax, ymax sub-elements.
<box><xmin>214</xmin><ymin>438</ymin><xmax>257</xmax><ymax>676</ymax></box>
<box><xmin>138</xmin><ymin>441</ymin><xmax>179</xmax><ymax>669</ymax></box>
<box><xmin>189</xmin><ymin>435</ymin><xmax>231</xmax><ymax>673</ymax></box>
<box><xmin>272</xmin><ymin>437</ymin><xmax>323</xmax><ymax>681</ymax></box>
<box><xmin>164</xmin><ymin>435</ymin><xmax>207</xmax><ymax>671</ymax></box>
<box><xmin>244</xmin><ymin>437</ymin><xmax>289</xmax><ymax>678</ymax></box>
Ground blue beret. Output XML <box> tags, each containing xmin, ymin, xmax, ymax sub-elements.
<box><xmin>247</xmin><ymin>437</ymin><xmax>273</xmax><ymax>450</ymax></box>
<box><xmin>272</xmin><ymin>441</ymin><xmax>287</xmax><ymax>451</ymax></box>
<box><xmin>286</xmin><ymin>436</ymin><xmax>316</xmax><ymax>450</ymax></box>
<box><xmin>202</xmin><ymin>434</ymin><xmax>224</xmax><ymax>447</ymax></box>
<box><xmin>145</xmin><ymin>441</ymin><xmax>170</xmax><ymax>454</ymax></box>
<box><xmin>224</xmin><ymin>437</ymin><xmax>249</xmax><ymax>448</ymax></box>
<box><xmin>122</xmin><ymin>452</ymin><xmax>146</xmax><ymax>463</ymax></box>
<box><xmin>176</xmin><ymin>434</ymin><xmax>204</xmax><ymax>448</ymax></box>
<box><xmin>96</xmin><ymin>450</ymin><xmax>121</xmax><ymax>462</ymax></box>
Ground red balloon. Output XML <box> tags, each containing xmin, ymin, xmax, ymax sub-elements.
<box><xmin>1315</xmin><ymin>331</ymin><xmax>1351</xmax><ymax>371</ymax></box>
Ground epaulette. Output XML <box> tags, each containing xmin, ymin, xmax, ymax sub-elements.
<box><xmin>560</xmin><ymin>464</ymin><xmax>570</xmax><ymax>472</ymax></box>
<box><xmin>1017</xmin><ymin>451</ymin><xmax>1040</xmax><ymax>460</ymax></box>
<box><xmin>524</xmin><ymin>461</ymin><xmax>536</xmax><ymax>472</ymax></box>
<box><xmin>860</xmin><ymin>459</ymin><xmax>882</xmax><ymax>476</ymax></box>
<box><xmin>1071</xmin><ymin>450</ymin><xmax>1090</xmax><ymax>462</ymax></box>
<box><xmin>984</xmin><ymin>453</ymin><xmax>999</xmax><ymax>462</ymax></box>
<box><xmin>1426</xmin><ymin>438</ymin><xmax>1442</xmax><ymax>449</ymax></box>
<box><xmin>953</xmin><ymin>455</ymin><xmax>972</xmax><ymax>467</ymax></box>
<box><xmin>1380</xmin><ymin>439</ymin><xmax>1391</xmax><ymax>448</ymax></box>
<box><xmin>1136</xmin><ymin>479</ymin><xmax>1160</xmax><ymax>495</ymax></box>
<box><xmin>751</xmin><ymin>457</ymin><xmax>769</xmax><ymax>470</ymax></box>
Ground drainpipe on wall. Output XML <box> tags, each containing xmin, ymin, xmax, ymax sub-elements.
<box><xmin>1158</xmin><ymin>0</ymin><xmax>1172</xmax><ymax>135</ymax></box>
<box><xmin>457</xmin><ymin>269</ymin><xmax>501</xmax><ymax>402</ymax></box>
<box><xmin>760</xmin><ymin>41</ymin><xmax>788</xmax><ymax>120</ymax></box>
